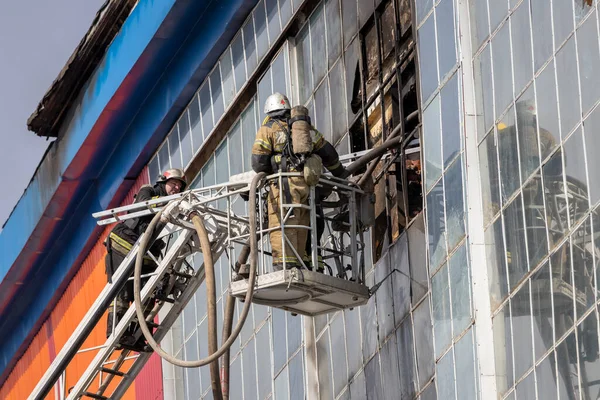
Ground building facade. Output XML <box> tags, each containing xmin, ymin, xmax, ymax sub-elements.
<box><xmin>0</xmin><ymin>0</ymin><xmax>599</xmax><ymax>399</ymax></box>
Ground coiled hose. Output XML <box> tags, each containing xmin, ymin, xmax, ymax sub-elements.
<box><xmin>133</xmin><ymin>172</ymin><xmax>266</xmax><ymax>399</ymax></box>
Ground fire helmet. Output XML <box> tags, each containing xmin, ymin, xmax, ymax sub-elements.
<box><xmin>157</xmin><ymin>168</ymin><xmax>187</xmax><ymax>191</ymax></box>
<box><xmin>264</xmin><ymin>92</ymin><xmax>291</xmax><ymax>115</ymax></box>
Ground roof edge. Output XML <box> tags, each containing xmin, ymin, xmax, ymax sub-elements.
<box><xmin>26</xmin><ymin>0</ymin><xmax>138</xmax><ymax>138</ymax></box>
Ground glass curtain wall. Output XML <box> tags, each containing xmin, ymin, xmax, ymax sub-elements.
<box><xmin>415</xmin><ymin>0</ymin><xmax>481</xmax><ymax>398</ymax></box>
<box><xmin>148</xmin><ymin>0</ymin><xmax>440</xmax><ymax>398</ymax></box>
<box><xmin>471</xmin><ymin>0</ymin><xmax>600</xmax><ymax>398</ymax></box>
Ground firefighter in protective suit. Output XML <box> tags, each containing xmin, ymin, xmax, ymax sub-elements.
<box><xmin>252</xmin><ymin>93</ymin><xmax>349</xmax><ymax>270</ymax></box>
<box><xmin>105</xmin><ymin>168</ymin><xmax>187</xmax><ymax>351</ymax></box>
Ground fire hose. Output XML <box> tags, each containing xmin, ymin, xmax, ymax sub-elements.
<box><xmin>133</xmin><ymin>172</ymin><xmax>266</xmax><ymax>399</ymax></box>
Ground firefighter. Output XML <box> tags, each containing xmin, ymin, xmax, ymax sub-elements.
<box><xmin>251</xmin><ymin>93</ymin><xmax>349</xmax><ymax>271</ymax></box>
<box><xmin>105</xmin><ymin>168</ymin><xmax>187</xmax><ymax>351</ymax></box>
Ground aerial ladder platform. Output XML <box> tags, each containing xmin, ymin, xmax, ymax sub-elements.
<box><xmin>28</xmin><ymin>171</ymin><xmax>373</xmax><ymax>400</ymax></box>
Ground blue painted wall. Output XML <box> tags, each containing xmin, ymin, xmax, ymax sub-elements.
<box><xmin>0</xmin><ymin>0</ymin><xmax>258</xmax><ymax>381</ymax></box>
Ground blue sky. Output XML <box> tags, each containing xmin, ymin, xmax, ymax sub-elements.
<box><xmin>0</xmin><ymin>0</ymin><xmax>105</xmax><ymax>229</ymax></box>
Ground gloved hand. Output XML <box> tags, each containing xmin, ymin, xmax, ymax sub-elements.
<box><xmin>338</xmin><ymin>168</ymin><xmax>351</xmax><ymax>179</ymax></box>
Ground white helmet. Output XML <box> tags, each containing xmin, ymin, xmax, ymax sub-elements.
<box><xmin>264</xmin><ymin>92</ymin><xmax>291</xmax><ymax>114</ymax></box>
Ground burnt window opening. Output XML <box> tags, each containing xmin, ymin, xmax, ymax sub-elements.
<box><xmin>348</xmin><ymin>0</ymin><xmax>422</xmax><ymax>260</ymax></box>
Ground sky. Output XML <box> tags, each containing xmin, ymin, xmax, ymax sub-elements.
<box><xmin>0</xmin><ymin>0</ymin><xmax>106</xmax><ymax>229</ymax></box>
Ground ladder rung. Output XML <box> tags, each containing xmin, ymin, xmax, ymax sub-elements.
<box><xmin>154</xmin><ymin>295</ymin><xmax>175</xmax><ymax>304</ymax></box>
<box><xmin>83</xmin><ymin>392</ymin><xmax>108</xmax><ymax>400</ymax></box>
<box><xmin>99</xmin><ymin>367</ymin><xmax>126</xmax><ymax>377</ymax></box>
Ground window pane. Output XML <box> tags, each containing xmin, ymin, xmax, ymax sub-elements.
<box><xmin>296</xmin><ymin>25</ymin><xmax>313</xmax><ymax>104</ymax></box>
<box><xmin>342</xmin><ymin>0</ymin><xmax>358</xmax><ymax>47</ymax></box>
<box><xmin>436</xmin><ymin>348</ymin><xmax>456</xmax><ymax>400</ymax></box>
<box><xmin>327</xmin><ymin>59</ymin><xmax>347</xmax><ymax>145</ymax></box>
<box><xmin>272</xmin><ymin>308</ymin><xmax>287</xmax><ymax>373</ymax></box>
<box><xmin>480</xmin><ymin>130</ymin><xmax>501</xmax><ymax>225</ymax></box>
<box><xmin>531</xmin><ymin>0</ymin><xmax>553</xmax><ymax>71</ymax></box>
<box><xmin>427</xmin><ymin>178</ymin><xmax>447</xmax><ymax>272</ymax></box>
<box><xmin>552</xmin><ymin>0</ymin><xmax>574</xmax><ymax>48</ymax></box>
<box><xmin>441</xmin><ymin>73</ymin><xmax>460</xmax><ymax>167</ymax></box>
<box><xmin>215</xmin><ymin>141</ymin><xmax>229</xmax><ymax>184</ymax></box>
<box><xmin>416</xmin><ymin>0</ymin><xmax>433</xmax><ymax>25</ymax></box>
<box><xmin>432</xmin><ymin>264</ymin><xmax>452</xmax><ymax>356</ymax></box>
<box><xmin>179</xmin><ymin>110</ymin><xmax>193</xmax><ymax>167</ymax></box>
<box><xmin>271</xmin><ymin>49</ymin><xmax>288</xmax><ymax>99</ymax></box>
<box><xmin>158</xmin><ymin>141</ymin><xmax>170</xmax><ymax>172</ymax></box>
<box><xmin>516</xmin><ymin>86</ymin><xmax>539</xmax><ymax>183</ymax></box>
<box><xmin>317</xmin><ymin>330</ymin><xmax>333</xmax><ymax>399</ymax></box>
<box><xmin>418</xmin><ymin>15</ymin><xmax>439</xmax><ymax>103</ymax></box>
<box><xmin>516</xmin><ymin>371</ymin><xmax>535</xmax><ymax>400</ymax></box>
<box><xmin>436</xmin><ymin>0</ymin><xmax>457</xmax><ymax>81</ymax></box>
<box><xmin>330</xmin><ymin>314</ymin><xmax>348</xmax><ymax>396</ymax></box>
<box><xmin>455</xmin><ymin>330</ymin><xmax>477</xmax><ymax>400</ymax></box>
<box><xmin>503</xmin><ymin>194</ymin><xmax>528</xmax><ymax>289</ymax></box>
<box><xmin>232</xmin><ymin>32</ymin><xmax>247</xmax><ymax>92</ymax></box>
<box><xmin>543</xmin><ymin>149</ymin><xmax>568</xmax><ymax>244</ymax></box>
<box><xmin>536</xmin><ymin>61</ymin><xmax>560</xmax><ymax>153</ymax></box>
<box><xmin>311</xmin><ymin>6</ymin><xmax>327</xmax><ymax>87</ymax></box>
<box><xmin>266</xmin><ymin>0</ymin><xmax>280</xmax><ymax>45</ymax></box>
<box><xmin>470</xmin><ymin>0</ymin><xmax>489</xmax><ymax>50</ymax></box>
<box><xmin>488</xmin><ymin>0</ymin><xmax>508</xmax><ymax>33</ymax></box>
<box><xmin>280</xmin><ymin>0</ymin><xmax>292</xmax><ymax>27</ymax></box>
<box><xmin>200</xmin><ymin>83</ymin><xmax>213</xmax><ymax>141</ymax></box>
<box><xmin>475</xmin><ymin>44</ymin><xmax>494</xmax><ymax>138</ymax></box>
<box><xmin>228</xmin><ymin>122</ymin><xmax>243</xmax><ymax>176</ymax></box>
<box><xmin>289</xmin><ymin>353</ymin><xmax>305</xmax><ymax>400</ymax></box>
<box><xmin>523</xmin><ymin>177</ymin><xmax>549</xmax><ymax>269</ymax></box>
<box><xmin>221</xmin><ymin>50</ymin><xmax>235</xmax><ymax>108</ymax></box>
<box><xmin>584</xmin><ymin>106</ymin><xmax>600</xmax><ymax>204</ymax></box>
<box><xmin>511</xmin><ymin>282</ymin><xmax>533</xmax><ymax>380</ymax></box>
<box><xmin>202</xmin><ymin>156</ymin><xmax>215</xmax><ymax>187</ymax></box>
<box><xmin>423</xmin><ymin>94</ymin><xmax>442</xmax><ymax>191</ymax></box>
<box><xmin>257</xmin><ymin>70</ymin><xmax>272</xmax><ymax>125</ymax></box>
<box><xmin>556</xmin><ymin>37</ymin><xmax>581</xmax><ymax>138</ymax></box>
<box><xmin>493</xmin><ymin>304</ymin><xmax>515</xmax><ymax>394</ymax></box>
<box><xmin>326</xmin><ymin>0</ymin><xmax>342</xmax><ymax>67</ymax></box>
<box><xmin>536</xmin><ymin>352</ymin><xmax>558</xmax><ymax>400</ymax></box>
<box><xmin>414</xmin><ymin>297</ymin><xmax>434</xmax><ymax>389</ymax></box>
<box><xmin>497</xmin><ymin>106</ymin><xmax>520</xmax><ymax>202</ymax></box>
<box><xmin>492</xmin><ymin>23</ymin><xmax>513</xmax><ymax>118</ymax></box>
<box><xmin>243</xmin><ymin>18</ymin><xmax>258</xmax><ymax>77</ymax></box>
<box><xmin>242</xmin><ymin>100</ymin><xmax>258</xmax><ymax>171</ymax></box>
<box><xmin>255</xmin><ymin>0</ymin><xmax>269</xmax><ymax>61</ymax></box>
<box><xmin>148</xmin><ymin>155</ymin><xmax>160</xmax><ymax>184</ymax></box>
<box><xmin>256</xmin><ymin>324</ymin><xmax>272</xmax><ymax>399</ymax></box>
<box><xmin>531</xmin><ymin>262</ymin><xmax>554</xmax><ymax>360</ymax></box>
<box><xmin>168</xmin><ymin>127</ymin><xmax>182</xmax><ymax>168</ymax></box>
<box><xmin>486</xmin><ymin>216</ymin><xmax>508</xmax><ymax>308</ymax></box>
<box><xmin>564</xmin><ymin>129</ymin><xmax>589</xmax><ymax>227</ymax></box>
<box><xmin>577</xmin><ymin>15</ymin><xmax>600</xmax><ymax>115</ymax></box>
<box><xmin>396</xmin><ymin>318</ymin><xmax>417</xmax><ymax>399</ymax></box>
<box><xmin>450</xmin><ymin>243</ymin><xmax>471</xmax><ymax>335</ymax></box>
<box><xmin>344</xmin><ymin>37</ymin><xmax>361</xmax><ymax>123</ymax></box>
<box><xmin>445</xmin><ymin>157</ymin><xmax>465</xmax><ymax>250</ymax></box>
<box><xmin>314</xmin><ymin>80</ymin><xmax>332</xmax><ymax>141</ymax></box>
<box><xmin>511</xmin><ymin>2</ymin><xmax>533</xmax><ymax>96</ymax></box>
<box><xmin>210</xmin><ymin>67</ymin><xmax>225</xmax><ymax>124</ymax></box>
<box><xmin>189</xmin><ymin>94</ymin><xmax>202</xmax><ymax>152</ymax></box>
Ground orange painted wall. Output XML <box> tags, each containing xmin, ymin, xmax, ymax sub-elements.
<box><xmin>0</xmin><ymin>167</ymin><xmax>164</xmax><ymax>400</ymax></box>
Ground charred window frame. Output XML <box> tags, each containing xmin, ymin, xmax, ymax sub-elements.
<box><xmin>350</xmin><ymin>0</ymin><xmax>422</xmax><ymax>259</ymax></box>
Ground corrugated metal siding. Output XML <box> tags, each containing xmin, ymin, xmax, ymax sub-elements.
<box><xmin>135</xmin><ymin>352</ymin><xmax>164</xmax><ymax>400</ymax></box>
<box><xmin>0</xmin><ymin>167</ymin><xmax>162</xmax><ymax>399</ymax></box>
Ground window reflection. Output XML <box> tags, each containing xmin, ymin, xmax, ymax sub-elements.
<box><xmin>563</xmin><ymin>129</ymin><xmax>589</xmax><ymax>227</ymax></box>
<box><xmin>577</xmin><ymin>14</ymin><xmax>600</xmax><ymax>115</ymax></box>
<box><xmin>492</xmin><ymin>23</ymin><xmax>512</xmax><ymax>119</ymax></box>
<box><xmin>511</xmin><ymin>2</ymin><xmax>533</xmax><ymax>97</ymax></box>
<box><xmin>556</xmin><ymin>38</ymin><xmax>581</xmax><ymax>138</ymax></box>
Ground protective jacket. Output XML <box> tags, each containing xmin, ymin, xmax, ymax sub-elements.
<box><xmin>251</xmin><ymin>117</ymin><xmax>346</xmax><ymax>177</ymax></box>
<box><xmin>106</xmin><ymin>184</ymin><xmax>167</xmax><ymax>281</ymax></box>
